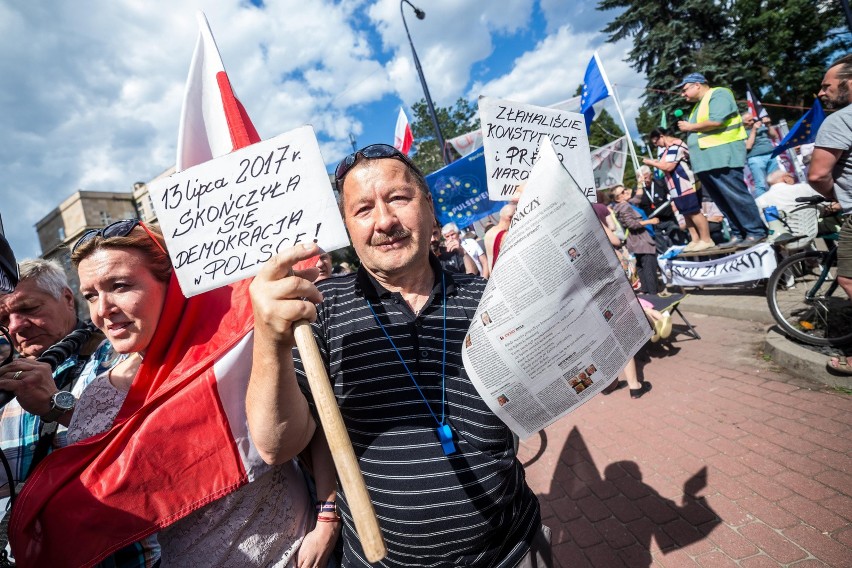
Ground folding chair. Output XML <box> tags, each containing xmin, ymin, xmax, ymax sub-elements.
<box><xmin>638</xmin><ymin>292</ymin><xmax>701</xmax><ymax>340</ymax></box>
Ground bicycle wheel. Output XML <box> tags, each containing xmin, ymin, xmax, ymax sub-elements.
<box><xmin>767</xmin><ymin>250</ymin><xmax>852</xmax><ymax>346</ymax></box>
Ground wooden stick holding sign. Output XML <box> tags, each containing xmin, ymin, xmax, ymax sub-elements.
<box><xmin>294</xmin><ymin>321</ymin><xmax>387</xmax><ymax>563</ymax></box>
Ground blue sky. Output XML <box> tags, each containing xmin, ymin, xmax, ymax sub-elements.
<box><xmin>0</xmin><ymin>0</ymin><xmax>644</xmax><ymax>260</ymax></box>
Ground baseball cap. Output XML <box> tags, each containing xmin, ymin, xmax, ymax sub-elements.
<box><xmin>675</xmin><ymin>72</ymin><xmax>708</xmax><ymax>88</ymax></box>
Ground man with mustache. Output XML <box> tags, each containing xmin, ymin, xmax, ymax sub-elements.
<box><xmin>247</xmin><ymin>144</ymin><xmax>548</xmax><ymax>567</ymax></box>
<box><xmin>809</xmin><ymin>53</ymin><xmax>852</xmax><ymax>374</ymax></box>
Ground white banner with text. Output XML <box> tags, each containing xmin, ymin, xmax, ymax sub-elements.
<box><xmin>657</xmin><ymin>244</ymin><xmax>777</xmax><ymax>286</ymax></box>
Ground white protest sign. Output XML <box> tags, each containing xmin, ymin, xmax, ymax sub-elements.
<box><xmin>657</xmin><ymin>244</ymin><xmax>777</xmax><ymax>286</ymax></box>
<box><xmin>149</xmin><ymin>125</ymin><xmax>349</xmax><ymax>296</ymax></box>
<box><xmin>478</xmin><ymin>96</ymin><xmax>596</xmax><ymax>201</ymax></box>
<box><xmin>591</xmin><ymin>136</ymin><xmax>627</xmax><ymax>189</ymax></box>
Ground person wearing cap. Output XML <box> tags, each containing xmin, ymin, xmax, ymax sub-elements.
<box><xmin>676</xmin><ymin>72</ymin><xmax>767</xmax><ymax>249</ymax></box>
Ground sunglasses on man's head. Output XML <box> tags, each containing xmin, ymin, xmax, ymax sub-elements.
<box><xmin>71</xmin><ymin>219</ymin><xmax>166</xmax><ymax>256</ymax></box>
<box><xmin>334</xmin><ymin>144</ymin><xmax>419</xmax><ymax>189</ymax></box>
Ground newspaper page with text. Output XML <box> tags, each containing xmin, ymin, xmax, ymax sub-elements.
<box><xmin>462</xmin><ymin>139</ymin><xmax>651</xmax><ymax>439</ymax></box>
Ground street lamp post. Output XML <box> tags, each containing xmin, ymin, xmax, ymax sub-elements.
<box><xmin>400</xmin><ymin>0</ymin><xmax>449</xmax><ymax>166</ymax></box>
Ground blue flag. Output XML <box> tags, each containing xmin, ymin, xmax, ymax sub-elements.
<box><xmin>426</xmin><ymin>147</ymin><xmax>503</xmax><ymax>227</ymax></box>
<box><xmin>771</xmin><ymin>99</ymin><xmax>825</xmax><ymax>158</ymax></box>
<box><xmin>580</xmin><ymin>54</ymin><xmax>610</xmax><ymax>134</ymax></box>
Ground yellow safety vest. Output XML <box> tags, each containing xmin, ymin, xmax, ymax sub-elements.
<box><xmin>688</xmin><ymin>87</ymin><xmax>747</xmax><ymax>149</ymax></box>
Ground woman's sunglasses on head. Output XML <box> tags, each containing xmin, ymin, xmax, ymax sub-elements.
<box><xmin>71</xmin><ymin>219</ymin><xmax>166</xmax><ymax>256</ymax></box>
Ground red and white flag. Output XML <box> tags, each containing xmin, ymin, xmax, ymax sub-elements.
<box><xmin>746</xmin><ymin>84</ymin><xmax>769</xmax><ymax>121</ymax></box>
<box><xmin>176</xmin><ymin>11</ymin><xmax>260</xmax><ymax>172</ymax></box>
<box><xmin>9</xmin><ymin>13</ymin><xmax>276</xmax><ymax>566</ymax></box>
<box><xmin>393</xmin><ymin>107</ymin><xmax>414</xmax><ymax>155</ymax></box>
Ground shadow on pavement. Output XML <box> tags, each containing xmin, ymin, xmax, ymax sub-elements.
<box><xmin>546</xmin><ymin>426</ymin><xmax>720</xmax><ymax>566</ymax></box>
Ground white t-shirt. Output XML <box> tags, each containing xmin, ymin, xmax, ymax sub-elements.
<box><xmin>755</xmin><ymin>182</ymin><xmax>822</xmax><ymax>216</ymax></box>
<box><xmin>461</xmin><ymin>238</ymin><xmax>485</xmax><ymax>274</ymax></box>
<box><xmin>813</xmin><ymin>104</ymin><xmax>852</xmax><ymax>213</ymax></box>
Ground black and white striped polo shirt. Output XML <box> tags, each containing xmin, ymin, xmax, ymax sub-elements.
<box><xmin>294</xmin><ymin>256</ymin><xmax>541</xmax><ymax>568</ymax></box>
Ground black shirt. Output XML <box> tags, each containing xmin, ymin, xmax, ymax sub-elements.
<box><xmin>293</xmin><ymin>256</ymin><xmax>541</xmax><ymax>568</ymax></box>
<box><xmin>632</xmin><ymin>177</ymin><xmax>675</xmax><ymax>221</ymax></box>
<box><xmin>437</xmin><ymin>248</ymin><xmax>467</xmax><ymax>274</ymax></box>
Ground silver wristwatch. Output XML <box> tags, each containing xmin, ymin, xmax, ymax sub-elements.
<box><xmin>42</xmin><ymin>391</ymin><xmax>76</xmax><ymax>423</ymax></box>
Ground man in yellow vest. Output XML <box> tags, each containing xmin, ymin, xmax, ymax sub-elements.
<box><xmin>676</xmin><ymin>72</ymin><xmax>767</xmax><ymax>249</ymax></box>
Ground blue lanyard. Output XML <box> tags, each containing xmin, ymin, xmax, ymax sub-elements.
<box><xmin>365</xmin><ymin>271</ymin><xmax>456</xmax><ymax>455</ymax></box>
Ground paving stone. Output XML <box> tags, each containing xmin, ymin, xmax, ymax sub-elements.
<box><xmin>775</xmin><ymin>471</ymin><xmax>836</xmax><ymax>501</ymax></box>
<box><xmin>617</xmin><ymin>543</ymin><xmax>653</xmax><ymax>567</ymax></box>
<box><xmin>576</xmin><ymin>494</ymin><xmax>611</xmax><ymax>523</ymax></box>
<box><xmin>740</xmin><ymin>554</ymin><xmax>786</xmax><ymax>567</ymax></box>
<box><xmin>695</xmin><ymin>551</ymin><xmax>741</xmax><ymax>568</ymax></box>
<box><xmin>654</xmin><ymin>548</ymin><xmax>702</xmax><ymax>567</ymax></box>
<box><xmin>739</xmin><ymin>522</ymin><xmax>807</xmax><ymax>564</ymax></box>
<box><xmin>777</xmin><ymin>494</ymin><xmax>848</xmax><ymax>534</ymax></box>
<box><xmin>736</xmin><ymin>495</ymin><xmax>799</xmax><ymax>530</ymax></box>
<box><xmin>551</xmin><ymin>541</ymin><xmax>590</xmax><ymax>568</ymax></box>
<box><xmin>707</xmin><ymin>523</ymin><xmax>760</xmax><ymax>559</ymax></box>
<box><xmin>782</xmin><ymin>524</ymin><xmax>852</xmax><ymax>567</ymax></box>
<box><xmin>583</xmin><ymin>542</ymin><xmax>627</xmax><ymax>567</ymax></box>
<box><xmin>564</xmin><ymin>517</ymin><xmax>603</xmax><ymax>549</ymax></box>
<box><xmin>593</xmin><ymin>516</ymin><xmax>636</xmax><ymax>549</ymax></box>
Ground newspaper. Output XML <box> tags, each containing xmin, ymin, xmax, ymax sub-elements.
<box><xmin>462</xmin><ymin>139</ymin><xmax>651</xmax><ymax>439</ymax></box>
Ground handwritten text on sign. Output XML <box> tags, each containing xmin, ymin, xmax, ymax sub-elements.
<box><xmin>657</xmin><ymin>244</ymin><xmax>777</xmax><ymax>286</ymax></box>
<box><xmin>478</xmin><ymin>96</ymin><xmax>596</xmax><ymax>202</ymax></box>
<box><xmin>149</xmin><ymin>125</ymin><xmax>349</xmax><ymax>297</ymax></box>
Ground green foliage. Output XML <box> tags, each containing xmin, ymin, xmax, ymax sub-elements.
<box><xmin>409</xmin><ymin>98</ymin><xmax>480</xmax><ymax>175</ymax></box>
<box><xmin>597</xmin><ymin>0</ymin><xmax>851</xmax><ymax>129</ymax></box>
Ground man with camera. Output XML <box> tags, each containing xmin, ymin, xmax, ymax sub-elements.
<box><xmin>0</xmin><ymin>259</ymin><xmax>112</xmax><ymax>497</ymax></box>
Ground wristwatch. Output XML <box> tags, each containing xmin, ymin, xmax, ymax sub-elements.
<box><xmin>42</xmin><ymin>391</ymin><xmax>76</xmax><ymax>423</ymax></box>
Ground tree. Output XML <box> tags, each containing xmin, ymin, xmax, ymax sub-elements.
<box><xmin>597</xmin><ymin>0</ymin><xmax>850</xmax><ymax>127</ymax></box>
<box><xmin>409</xmin><ymin>98</ymin><xmax>480</xmax><ymax>175</ymax></box>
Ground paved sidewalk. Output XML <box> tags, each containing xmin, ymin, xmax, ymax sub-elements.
<box><xmin>521</xmin><ymin>312</ymin><xmax>851</xmax><ymax>567</ymax></box>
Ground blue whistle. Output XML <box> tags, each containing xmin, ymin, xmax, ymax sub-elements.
<box><xmin>436</xmin><ymin>424</ymin><xmax>457</xmax><ymax>455</ymax></box>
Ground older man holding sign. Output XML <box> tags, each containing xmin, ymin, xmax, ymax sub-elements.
<box><xmin>246</xmin><ymin>144</ymin><xmax>548</xmax><ymax>568</ymax></box>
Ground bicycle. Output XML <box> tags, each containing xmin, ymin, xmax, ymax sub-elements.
<box><xmin>765</xmin><ymin>195</ymin><xmax>852</xmax><ymax>346</ymax></box>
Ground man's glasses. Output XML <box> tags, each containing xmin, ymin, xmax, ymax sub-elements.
<box><xmin>71</xmin><ymin>219</ymin><xmax>166</xmax><ymax>256</ymax></box>
<box><xmin>334</xmin><ymin>144</ymin><xmax>418</xmax><ymax>189</ymax></box>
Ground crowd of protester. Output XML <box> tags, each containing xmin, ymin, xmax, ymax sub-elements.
<box><xmin>0</xmin><ymin>54</ymin><xmax>848</xmax><ymax>567</ymax></box>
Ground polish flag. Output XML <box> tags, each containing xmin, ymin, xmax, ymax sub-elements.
<box><xmin>393</xmin><ymin>107</ymin><xmax>414</xmax><ymax>155</ymax></box>
<box><xmin>176</xmin><ymin>12</ymin><xmax>261</xmax><ymax>172</ymax></box>
<box><xmin>9</xmin><ymin>13</ymin><xmax>288</xmax><ymax>566</ymax></box>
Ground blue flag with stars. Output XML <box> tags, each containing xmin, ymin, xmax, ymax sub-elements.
<box><xmin>771</xmin><ymin>99</ymin><xmax>825</xmax><ymax>158</ymax></box>
<box><xmin>426</xmin><ymin>147</ymin><xmax>503</xmax><ymax>227</ymax></box>
<box><xmin>580</xmin><ymin>54</ymin><xmax>610</xmax><ymax>134</ymax></box>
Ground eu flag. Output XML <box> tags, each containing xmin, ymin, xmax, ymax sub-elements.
<box><xmin>580</xmin><ymin>53</ymin><xmax>610</xmax><ymax>134</ymax></box>
<box><xmin>426</xmin><ymin>147</ymin><xmax>503</xmax><ymax>227</ymax></box>
<box><xmin>771</xmin><ymin>99</ymin><xmax>825</xmax><ymax>158</ymax></box>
